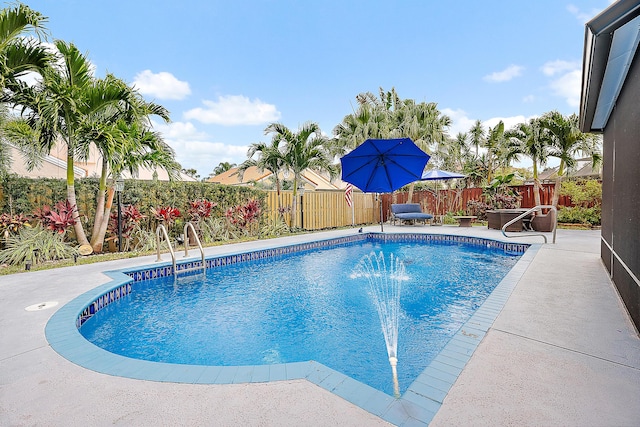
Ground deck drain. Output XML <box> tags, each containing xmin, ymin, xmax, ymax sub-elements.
<box><xmin>25</xmin><ymin>301</ymin><xmax>59</xmax><ymax>311</ymax></box>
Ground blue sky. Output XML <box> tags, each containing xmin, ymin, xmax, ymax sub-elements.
<box><xmin>22</xmin><ymin>0</ymin><xmax>612</xmax><ymax>177</ymax></box>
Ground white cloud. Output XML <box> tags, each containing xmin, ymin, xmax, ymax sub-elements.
<box><xmin>522</xmin><ymin>94</ymin><xmax>535</xmax><ymax>103</ymax></box>
<box><xmin>541</xmin><ymin>60</ymin><xmax>580</xmax><ymax>76</ymax></box>
<box><xmin>133</xmin><ymin>70</ymin><xmax>191</xmax><ymax>100</ymax></box>
<box><xmin>549</xmin><ymin>69</ymin><xmax>582</xmax><ymax>107</ymax></box>
<box><xmin>152</xmin><ymin>120</ymin><xmax>248</xmax><ymax>176</ymax></box>
<box><xmin>483</xmin><ymin>65</ymin><xmax>524</xmax><ymax>82</ymax></box>
<box><xmin>441</xmin><ymin>108</ymin><xmax>476</xmax><ymax>137</ymax></box>
<box><xmin>483</xmin><ymin>115</ymin><xmax>534</xmax><ymax>131</ymax></box>
<box><xmin>567</xmin><ymin>4</ymin><xmax>610</xmax><ymax>24</ymax></box>
<box><xmin>183</xmin><ymin>95</ymin><xmax>281</xmax><ymax>126</ymax></box>
<box><xmin>443</xmin><ymin>108</ymin><xmax>537</xmax><ymax>138</ymax></box>
<box><xmin>541</xmin><ymin>60</ymin><xmax>581</xmax><ymax>107</ymax></box>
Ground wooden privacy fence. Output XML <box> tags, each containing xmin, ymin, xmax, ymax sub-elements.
<box><xmin>263</xmin><ymin>190</ymin><xmax>379</xmax><ymax>230</ymax></box>
<box><xmin>263</xmin><ymin>184</ymin><xmax>573</xmax><ymax>230</ymax></box>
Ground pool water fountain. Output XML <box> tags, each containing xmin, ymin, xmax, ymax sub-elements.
<box><xmin>355</xmin><ymin>251</ymin><xmax>407</xmax><ymax>397</ymax></box>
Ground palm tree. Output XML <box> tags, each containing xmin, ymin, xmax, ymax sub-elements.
<box><xmin>0</xmin><ymin>4</ymin><xmax>51</xmax><ymax>174</ymax></box>
<box><xmin>211</xmin><ymin>161</ymin><xmax>236</xmax><ymax>177</ymax></box>
<box><xmin>76</xmin><ymin>80</ymin><xmax>177</xmax><ymax>252</ymax></box>
<box><xmin>238</xmin><ymin>137</ymin><xmax>286</xmax><ymax>214</ymax></box>
<box><xmin>540</xmin><ymin>111</ymin><xmax>602</xmax><ymax>207</ymax></box>
<box><xmin>468</xmin><ymin>120</ymin><xmax>485</xmax><ymax>157</ymax></box>
<box><xmin>8</xmin><ymin>41</ymin><xmax>142</xmax><ymax>247</ymax></box>
<box><xmin>0</xmin><ymin>3</ymin><xmax>50</xmax><ymax>89</ymax></box>
<box><xmin>483</xmin><ymin>121</ymin><xmax>505</xmax><ymax>183</ymax></box>
<box><xmin>266</xmin><ymin>121</ymin><xmax>336</xmax><ymax>228</ymax></box>
<box><xmin>395</xmin><ymin>99</ymin><xmax>451</xmax><ymax>202</ymax></box>
<box><xmin>505</xmin><ymin>118</ymin><xmax>549</xmax><ymax>206</ymax></box>
<box><xmin>334</xmin><ymin>88</ymin><xmax>450</xmax><ymax>202</ymax></box>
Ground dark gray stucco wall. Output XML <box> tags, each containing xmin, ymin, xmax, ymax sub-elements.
<box><xmin>602</xmin><ymin>48</ymin><xmax>640</xmax><ymax>331</ymax></box>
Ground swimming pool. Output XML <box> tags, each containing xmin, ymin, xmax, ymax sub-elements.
<box><xmin>46</xmin><ymin>232</ymin><xmax>534</xmax><ymax>425</ymax></box>
<box><xmin>80</xmin><ymin>235</ymin><xmax>521</xmax><ymax>396</ymax></box>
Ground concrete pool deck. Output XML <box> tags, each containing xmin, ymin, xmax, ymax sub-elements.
<box><xmin>1</xmin><ymin>226</ymin><xmax>639</xmax><ymax>426</ymax></box>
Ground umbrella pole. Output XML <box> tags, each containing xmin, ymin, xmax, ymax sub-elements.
<box><xmin>379</xmin><ymin>194</ymin><xmax>384</xmax><ymax>232</ymax></box>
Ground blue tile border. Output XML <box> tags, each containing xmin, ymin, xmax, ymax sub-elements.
<box><xmin>45</xmin><ymin>233</ymin><xmax>538</xmax><ymax>426</ymax></box>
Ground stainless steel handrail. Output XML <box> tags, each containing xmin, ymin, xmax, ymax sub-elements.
<box><xmin>183</xmin><ymin>222</ymin><xmax>206</xmax><ymax>270</ymax></box>
<box><xmin>501</xmin><ymin>205</ymin><xmax>557</xmax><ymax>244</ymax></box>
<box><xmin>155</xmin><ymin>224</ymin><xmax>176</xmax><ymax>273</ymax></box>
<box><xmin>156</xmin><ymin>223</ymin><xmax>206</xmax><ymax>276</ymax></box>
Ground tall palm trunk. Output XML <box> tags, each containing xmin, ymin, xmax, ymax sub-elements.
<box><xmin>90</xmin><ymin>161</ymin><xmax>108</xmax><ymax>249</ymax></box>
<box><xmin>532</xmin><ymin>161</ymin><xmax>541</xmax><ymax>207</ymax></box>
<box><xmin>92</xmin><ymin>186</ymin><xmax>115</xmax><ymax>253</ymax></box>
<box><xmin>90</xmin><ymin>160</ymin><xmax>114</xmax><ymax>252</ymax></box>
<box><xmin>551</xmin><ymin>161</ymin><xmax>566</xmax><ymax>207</ymax></box>
<box><xmin>67</xmin><ymin>153</ymin><xmax>89</xmax><ymax>246</ymax></box>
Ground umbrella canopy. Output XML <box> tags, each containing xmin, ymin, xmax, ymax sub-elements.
<box><xmin>341</xmin><ymin>138</ymin><xmax>430</xmax><ymax>193</ymax></box>
<box><xmin>420</xmin><ymin>169</ymin><xmax>466</xmax><ymax>223</ymax></box>
<box><xmin>420</xmin><ymin>169</ymin><xmax>466</xmax><ymax>180</ymax></box>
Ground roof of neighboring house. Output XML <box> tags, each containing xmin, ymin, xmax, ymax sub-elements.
<box><xmin>580</xmin><ymin>0</ymin><xmax>640</xmax><ymax>132</ymax></box>
<box><xmin>7</xmin><ymin>145</ymin><xmax>87</xmax><ymax>179</ymax></box>
<box><xmin>208</xmin><ymin>166</ymin><xmax>270</xmax><ymax>185</ymax></box>
<box><xmin>530</xmin><ymin>158</ymin><xmax>601</xmax><ymax>183</ymax></box>
<box><xmin>8</xmin><ymin>143</ymin><xmax>197</xmax><ymax>182</ymax></box>
<box><xmin>207</xmin><ymin>166</ymin><xmax>348</xmax><ymax>191</ymax></box>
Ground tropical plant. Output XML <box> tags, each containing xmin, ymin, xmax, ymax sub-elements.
<box><xmin>197</xmin><ymin>216</ymin><xmax>239</xmax><ymax>242</ymax></box>
<box><xmin>187</xmin><ymin>199</ymin><xmax>217</xmax><ymax>223</ymax></box>
<box><xmin>264</xmin><ymin>121</ymin><xmax>336</xmax><ymax>227</ymax></box>
<box><xmin>6</xmin><ymin>41</ymin><xmax>135</xmax><ymax>247</ymax></box>
<box><xmin>557</xmin><ymin>206</ymin><xmax>601</xmax><ymax>226</ymax></box>
<box><xmin>540</xmin><ymin>111</ymin><xmax>602</xmax><ymax>207</ymax></box>
<box><xmin>483</xmin><ymin>173</ymin><xmax>521</xmax><ymax>209</ymax></box>
<box><xmin>107</xmin><ymin>204</ymin><xmax>146</xmax><ymax>243</ymax></box>
<box><xmin>238</xmin><ymin>137</ymin><xmax>286</xmax><ymax>214</ymax></box>
<box><xmin>559</xmin><ymin>179</ymin><xmax>602</xmax><ymax>208</ymax></box>
<box><xmin>333</xmin><ymin>87</ymin><xmax>450</xmax><ymax>202</ymax></box>
<box><xmin>151</xmin><ymin>206</ymin><xmax>181</xmax><ymax>226</ymax></box>
<box><xmin>225</xmin><ymin>199</ymin><xmax>261</xmax><ymax>235</ymax></box>
<box><xmin>211</xmin><ymin>161</ymin><xmax>236</xmax><ymax>176</ymax></box>
<box><xmin>84</xmin><ymin>93</ymin><xmax>178</xmax><ymax>253</ymax></box>
<box><xmin>0</xmin><ymin>225</ymin><xmax>78</xmax><ymax>266</ymax></box>
<box><xmin>468</xmin><ymin>120</ymin><xmax>485</xmax><ymax>157</ymax></box>
<box><xmin>0</xmin><ymin>212</ymin><xmax>31</xmax><ymax>241</ymax></box>
<box><xmin>32</xmin><ymin>200</ymin><xmax>76</xmax><ymax>235</ymax></box>
<box><xmin>259</xmin><ymin>217</ymin><xmax>290</xmax><ymax>238</ymax></box>
<box><xmin>0</xmin><ymin>3</ymin><xmax>50</xmax><ymax>90</ymax></box>
<box><xmin>505</xmin><ymin>118</ymin><xmax>550</xmax><ymax>206</ymax></box>
<box><xmin>0</xmin><ymin>4</ymin><xmax>51</xmax><ymax>176</ymax></box>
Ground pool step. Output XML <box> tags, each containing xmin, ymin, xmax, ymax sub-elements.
<box><xmin>175</xmin><ymin>265</ymin><xmax>205</xmax><ymax>275</ymax></box>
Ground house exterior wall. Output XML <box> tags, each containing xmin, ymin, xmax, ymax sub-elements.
<box><xmin>602</xmin><ymin>48</ymin><xmax>640</xmax><ymax>331</ymax></box>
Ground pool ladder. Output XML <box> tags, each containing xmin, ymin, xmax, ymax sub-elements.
<box><xmin>155</xmin><ymin>222</ymin><xmax>206</xmax><ymax>275</ymax></box>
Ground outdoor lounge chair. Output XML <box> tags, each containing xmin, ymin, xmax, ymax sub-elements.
<box><xmin>531</xmin><ymin>210</ymin><xmax>556</xmax><ymax>232</ymax></box>
<box><xmin>390</xmin><ymin>203</ymin><xmax>433</xmax><ymax>225</ymax></box>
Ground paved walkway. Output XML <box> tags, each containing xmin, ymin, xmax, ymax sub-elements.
<box><xmin>1</xmin><ymin>226</ymin><xmax>639</xmax><ymax>426</ymax></box>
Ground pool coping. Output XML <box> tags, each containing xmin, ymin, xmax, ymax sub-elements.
<box><xmin>45</xmin><ymin>233</ymin><xmax>539</xmax><ymax>426</ymax></box>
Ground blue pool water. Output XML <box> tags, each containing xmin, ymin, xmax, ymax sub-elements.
<box><xmin>81</xmin><ymin>238</ymin><xmax>521</xmax><ymax>396</ymax></box>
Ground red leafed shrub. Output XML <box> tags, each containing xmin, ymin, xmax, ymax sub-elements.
<box><xmin>150</xmin><ymin>206</ymin><xmax>181</xmax><ymax>224</ymax></box>
<box><xmin>188</xmin><ymin>199</ymin><xmax>217</xmax><ymax>222</ymax></box>
<box><xmin>108</xmin><ymin>205</ymin><xmax>146</xmax><ymax>239</ymax></box>
<box><xmin>225</xmin><ymin>199</ymin><xmax>261</xmax><ymax>230</ymax></box>
<box><xmin>33</xmin><ymin>201</ymin><xmax>76</xmax><ymax>234</ymax></box>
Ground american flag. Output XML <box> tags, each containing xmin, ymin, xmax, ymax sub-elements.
<box><xmin>344</xmin><ymin>183</ymin><xmax>353</xmax><ymax>207</ymax></box>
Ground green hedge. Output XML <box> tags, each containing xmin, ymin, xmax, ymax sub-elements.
<box><xmin>0</xmin><ymin>175</ymin><xmax>267</xmax><ymax>235</ymax></box>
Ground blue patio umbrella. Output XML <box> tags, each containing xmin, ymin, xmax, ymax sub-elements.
<box><xmin>340</xmin><ymin>138</ymin><xmax>430</xmax><ymax>231</ymax></box>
